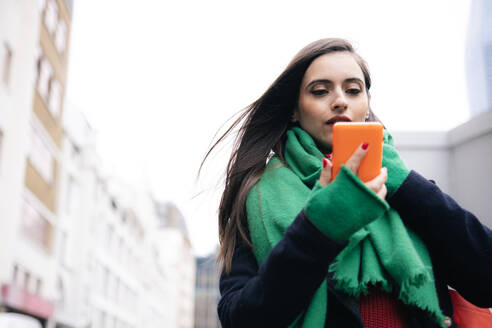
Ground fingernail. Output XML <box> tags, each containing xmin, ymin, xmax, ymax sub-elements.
<box><xmin>322</xmin><ymin>158</ymin><xmax>328</xmax><ymax>168</ymax></box>
<box><xmin>362</xmin><ymin>142</ymin><xmax>369</xmax><ymax>150</ymax></box>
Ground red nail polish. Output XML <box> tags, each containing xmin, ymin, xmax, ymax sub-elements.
<box><xmin>322</xmin><ymin>158</ymin><xmax>328</xmax><ymax>168</ymax></box>
<box><xmin>362</xmin><ymin>142</ymin><xmax>369</xmax><ymax>150</ymax></box>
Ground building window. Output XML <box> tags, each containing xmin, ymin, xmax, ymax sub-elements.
<box><xmin>103</xmin><ymin>268</ymin><xmax>109</xmax><ymax>297</ymax></box>
<box><xmin>117</xmin><ymin>237</ymin><xmax>124</xmax><ymax>262</ymax></box>
<box><xmin>44</xmin><ymin>0</ymin><xmax>58</xmax><ymax>35</ymax></box>
<box><xmin>94</xmin><ymin>263</ymin><xmax>102</xmax><ymax>294</ymax></box>
<box><xmin>2</xmin><ymin>43</ymin><xmax>12</xmax><ymax>86</ymax></box>
<box><xmin>37</xmin><ymin>57</ymin><xmax>53</xmax><ymax>102</ymax></box>
<box><xmin>111</xmin><ymin>198</ymin><xmax>117</xmax><ymax>211</ymax></box>
<box><xmin>82</xmin><ymin>291</ymin><xmax>89</xmax><ymax>317</ymax></box>
<box><xmin>20</xmin><ymin>198</ymin><xmax>52</xmax><ymax>250</ymax></box>
<box><xmin>59</xmin><ymin>231</ymin><xmax>67</xmax><ymax>263</ymax></box>
<box><xmin>65</xmin><ymin>176</ymin><xmax>79</xmax><ymax>214</ymax></box>
<box><xmin>35</xmin><ymin>278</ymin><xmax>42</xmax><ymax>295</ymax></box>
<box><xmin>55</xmin><ymin>20</ymin><xmax>67</xmax><ymax>54</ymax></box>
<box><xmin>106</xmin><ymin>225</ymin><xmax>114</xmax><ymax>250</ymax></box>
<box><xmin>70</xmin><ymin>143</ymin><xmax>80</xmax><ymax>160</ymax></box>
<box><xmin>94</xmin><ymin>310</ymin><xmax>105</xmax><ymax>328</ymax></box>
<box><xmin>87</xmin><ymin>254</ymin><xmax>93</xmax><ymax>273</ymax></box>
<box><xmin>34</xmin><ymin>45</ymin><xmax>41</xmax><ymax>86</ymax></box>
<box><xmin>65</xmin><ymin>176</ymin><xmax>73</xmax><ymax>213</ymax></box>
<box><xmin>28</xmin><ymin>124</ymin><xmax>54</xmax><ymax>184</ymax></box>
<box><xmin>48</xmin><ymin>78</ymin><xmax>62</xmax><ymax>118</ymax></box>
<box><xmin>35</xmin><ymin>46</ymin><xmax>62</xmax><ymax>116</ymax></box>
<box><xmin>12</xmin><ymin>264</ymin><xmax>19</xmax><ymax>284</ymax></box>
<box><xmin>108</xmin><ymin>276</ymin><xmax>116</xmax><ymax>301</ymax></box>
<box><xmin>100</xmin><ymin>312</ymin><xmax>106</xmax><ymax>328</ymax></box>
<box><xmin>23</xmin><ymin>271</ymin><xmax>31</xmax><ymax>292</ymax></box>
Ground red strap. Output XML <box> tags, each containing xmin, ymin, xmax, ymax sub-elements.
<box><xmin>450</xmin><ymin>289</ymin><xmax>492</xmax><ymax>328</ymax></box>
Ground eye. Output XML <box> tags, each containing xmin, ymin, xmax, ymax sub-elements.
<box><xmin>346</xmin><ymin>88</ymin><xmax>361</xmax><ymax>95</ymax></box>
<box><xmin>311</xmin><ymin>89</ymin><xmax>328</xmax><ymax>96</ymax></box>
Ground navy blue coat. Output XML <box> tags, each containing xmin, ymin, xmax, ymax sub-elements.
<box><xmin>218</xmin><ymin>170</ymin><xmax>492</xmax><ymax>327</ymax></box>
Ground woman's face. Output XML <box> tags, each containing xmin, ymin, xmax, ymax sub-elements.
<box><xmin>293</xmin><ymin>52</ymin><xmax>369</xmax><ymax>153</ymax></box>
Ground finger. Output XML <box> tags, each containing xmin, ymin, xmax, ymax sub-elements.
<box><xmin>319</xmin><ymin>157</ymin><xmax>333</xmax><ymax>186</ymax></box>
<box><xmin>345</xmin><ymin>142</ymin><xmax>370</xmax><ymax>175</ymax></box>
<box><xmin>376</xmin><ymin>184</ymin><xmax>387</xmax><ymax>200</ymax></box>
<box><xmin>365</xmin><ymin>167</ymin><xmax>388</xmax><ymax>193</ymax></box>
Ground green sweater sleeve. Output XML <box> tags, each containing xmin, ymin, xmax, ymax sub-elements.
<box><xmin>305</xmin><ymin>165</ymin><xmax>389</xmax><ymax>241</ymax></box>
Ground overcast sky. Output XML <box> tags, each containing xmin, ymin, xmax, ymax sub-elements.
<box><xmin>66</xmin><ymin>0</ymin><xmax>472</xmax><ymax>256</ymax></box>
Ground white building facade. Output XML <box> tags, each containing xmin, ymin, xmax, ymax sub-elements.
<box><xmin>54</xmin><ymin>103</ymin><xmax>99</xmax><ymax>328</ymax></box>
<box><xmin>154</xmin><ymin>202</ymin><xmax>196</xmax><ymax>328</ymax></box>
<box><xmin>0</xmin><ymin>1</ymin><xmax>63</xmax><ymax>326</ymax></box>
<box><xmin>0</xmin><ymin>1</ymin><xmax>196</xmax><ymax>323</ymax></box>
<box><xmin>53</xmin><ymin>104</ymin><xmax>196</xmax><ymax>328</ymax></box>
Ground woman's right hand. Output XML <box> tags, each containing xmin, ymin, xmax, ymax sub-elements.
<box><xmin>319</xmin><ymin>143</ymin><xmax>388</xmax><ymax>201</ymax></box>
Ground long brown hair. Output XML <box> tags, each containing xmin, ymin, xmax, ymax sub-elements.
<box><xmin>202</xmin><ymin>38</ymin><xmax>380</xmax><ymax>274</ymax></box>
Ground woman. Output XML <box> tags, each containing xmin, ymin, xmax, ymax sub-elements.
<box><xmin>204</xmin><ymin>38</ymin><xmax>492</xmax><ymax>327</ymax></box>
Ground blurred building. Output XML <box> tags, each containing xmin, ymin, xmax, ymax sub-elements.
<box><xmin>84</xmin><ymin>176</ymin><xmax>152</xmax><ymax>328</ymax></box>
<box><xmin>194</xmin><ymin>253</ymin><xmax>221</xmax><ymax>328</ymax></box>
<box><xmin>466</xmin><ymin>0</ymin><xmax>492</xmax><ymax>117</ymax></box>
<box><xmin>0</xmin><ymin>1</ymin><xmax>196</xmax><ymax>326</ymax></box>
<box><xmin>0</xmin><ymin>0</ymin><xmax>72</xmax><ymax>326</ymax></box>
<box><xmin>154</xmin><ymin>202</ymin><xmax>196</xmax><ymax>328</ymax></box>
<box><xmin>393</xmin><ymin>108</ymin><xmax>492</xmax><ymax>228</ymax></box>
<box><xmin>54</xmin><ymin>102</ymin><xmax>99</xmax><ymax>328</ymax></box>
<box><xmin>54</xmin><ymin>103</ymin><xmax>193</xmax><ymax>328</ymax></box>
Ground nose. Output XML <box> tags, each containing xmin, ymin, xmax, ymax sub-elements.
<box><xmin>331</xmin><ymin>89</ymin><xmax>348</xmax><ymax>113</ymax></box>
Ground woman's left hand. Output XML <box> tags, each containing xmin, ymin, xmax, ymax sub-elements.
<box><xmin>364</xmin><ymin>167</ymin><xmax>388</xmax><ymax>200</ymax></box>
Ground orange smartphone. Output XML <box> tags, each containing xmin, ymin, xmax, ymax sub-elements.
<box><xmin>331</xmin><ymin>122</ymin><xmax>383</xmax><ymax>182</ymax></box>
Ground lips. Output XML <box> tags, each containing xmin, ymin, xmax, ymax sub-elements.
<box><xmin>326</xmin><ymin>115</ymin><xmax>352</xmax><ymax>125</ymax></box>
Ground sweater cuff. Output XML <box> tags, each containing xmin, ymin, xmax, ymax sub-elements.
<box><xmin>305</xmin><ymin>165</ymin><xmax>389</xmax><ymax>241</ymax></box>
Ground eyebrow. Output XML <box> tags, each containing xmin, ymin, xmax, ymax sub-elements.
<box><xmin>305</xmin><ymin>78</ymin><xmax>364</xmax><ymax>89</ymax></box>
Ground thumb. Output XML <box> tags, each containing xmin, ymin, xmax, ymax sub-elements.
<box><xmin>345</xmin><ymin>142</ymin><xmax>369</xmax><ymax>176</ymax></box>
<box><xmin>319</xmin><ymin>158</ymin><xmax>332</xmax><ymax>186</ymax></box>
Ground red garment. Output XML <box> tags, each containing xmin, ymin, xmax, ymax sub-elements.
<box><xmin>357</xmin><ymin>287</ymin><xmax>410</xmax><ymax>328</ymax></box>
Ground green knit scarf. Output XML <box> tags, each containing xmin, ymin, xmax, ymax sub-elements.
<box><xmin>245</xmin><ymin>126</ymin><xmax>446</xmax><ymax>327</ymax></box>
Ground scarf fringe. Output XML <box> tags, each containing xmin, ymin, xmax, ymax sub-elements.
<box><xmin>400</xmin><ymin>267</ymin><xmax>431</xmax><ymax>292</ymax></box>
<box><xmin>333</xmin><ymin>276</ymin><xmax>393</xmax><ymax>298</ymax></box>
<box><xmin>399</xmin><ymin>267</ymin><xmax>446</xmax><ymax>328</ymax></box>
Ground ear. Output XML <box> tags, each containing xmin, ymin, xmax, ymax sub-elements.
<box><xmin>291</xmin><ymin>108</ymin><xmax>299</xmax><ymax>123</ymax></box>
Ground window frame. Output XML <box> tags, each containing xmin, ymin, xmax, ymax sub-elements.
<box><xmin>48</xmin><ymin>78</ymin><xmax>62</xmax><ymax>118</ymax></box>
<box><xmin>55</xmin><ymin>19</ymin><xmax>67</xmax><ymax>55</ymax></box>
<box><xmin>37</xmin><ymin>57</ymin><xmax>53</xmax><ymax>103</ymax></box>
